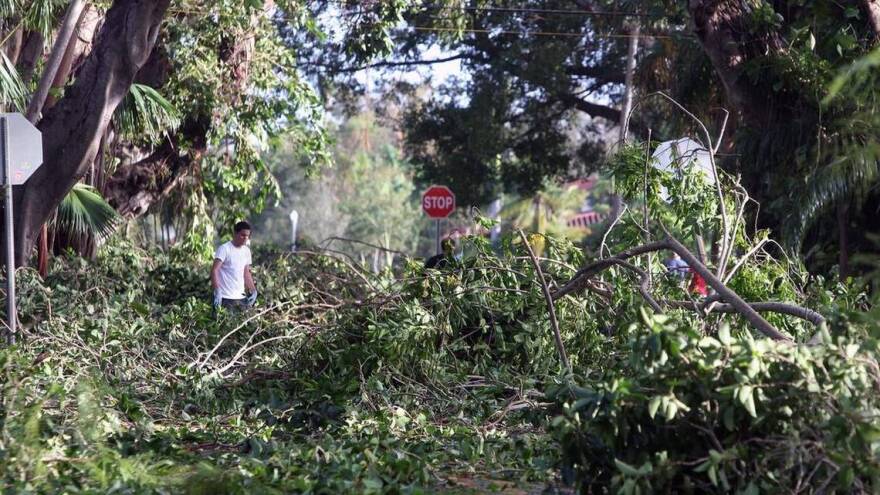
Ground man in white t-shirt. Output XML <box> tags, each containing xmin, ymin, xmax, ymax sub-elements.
<box><xmin>211</xmin><ymin>221</ymin><xmax>257</xmax><ymax>313</ymax></box>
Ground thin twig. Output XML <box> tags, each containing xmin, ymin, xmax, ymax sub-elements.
<box><xmin>600</xmin><ymin>204</ymin><xmax>629</xmax><ymax>258</ymax></box>
<box><xmin>722</xmin><ymin>238</ymin><xmax>768</xmax><ymax>285</ymax></box>
<box><xmin>663</xmin><ymin>229</ymin><xmax>791</xmax><ymax>341</ymax></box>
<box><xmin>517</xmin><ymin>229</ymin><xmax>571</xmax><ymax>373</ymax></box>
<box><xmin>195</xmin><ymin>302</ymin><xmax>291</xmax><ymax>369</ymax></box>
<box><xmin>643</xmin><ymin>129</ymin><xmax>653</xmax><ymax>288</ymax></box>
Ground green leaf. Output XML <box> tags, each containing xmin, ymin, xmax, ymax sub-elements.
<box><xmin>56</xmin><ymin>183</ymin><xmax>120</xmax><ymax>240</ymax></box>
<box><xmin>113</xmin><ymin>84</ymin><xmax>181</xmax><ymax>143</ymax></box>
<box><xmin>0</xmin><ymin>51</ymin><xmax>26</xmax><ymax>112</ymax></box>
<box><xmin>708</xmin><ymin>464</ymin><xmax>718</xmax><ymax>486</ymax></box>
<box><xmin>738</xmin><ymin>386</ymin><xmax>757</xmax><ymax>418</ymax></box>
<box><xmin>615</xmin><ymin>459</ymin><xmax>641</xmax><ymax>477</ymax></box>
<box><xmin>648</xmin><ymin>396</ymin><xmax>662</xmax><ymax>419</ymax></box>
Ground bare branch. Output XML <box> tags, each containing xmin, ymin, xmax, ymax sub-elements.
<box><xmin>663</xmin><ymin>230</ymin><xmax>791</xmax><ymax>341</ymax></box>
<box><xmin>518</xmin><ymin>230</ymin><xmax>571</xmax><ymax>373</ymax></box>
<box><xmin>667</xmin><ymin>300</ymin><xmax>825</xmax><ymax>328</ymax></box>
<box><xmin>862</xmin><ymin>0</ymin><xmax>880</xmax><ymax>39</ymax></box>
<box><xmin>334</xmin><ymin>53</ymin><xmax>466</xmax><ymax>73</ymax></box>
<box><xmin>553</xmin><ymin>239</ymin><xmax>671</xmax><ymax>301</ymax></box>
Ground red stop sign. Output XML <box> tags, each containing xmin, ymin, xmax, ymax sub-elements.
<box><xmin>422</xmin><ymin>185</ymin><xmax>456</xmax><ymax>218</ymax></box>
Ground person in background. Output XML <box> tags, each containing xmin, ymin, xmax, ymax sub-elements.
<box><xmin>211</xmin><ymin>221</ymin><xmax>257</xmax><ymax>314</ymax></box>
<box><xmin>424</xmin><ymin>237</ymin><xmax>456</xmax><ymax>269</ymax></box>
<box><xmin>663</xmin><ymin>252</ymin><xmax>689</xmax><ymax>280</ymax></box>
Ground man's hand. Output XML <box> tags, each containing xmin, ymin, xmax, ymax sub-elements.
<box><xmin>213</xmin><ymin>289</ymin><xmax>223</xmax><ymax>309</ymax></box>
<box><xmin>246</xmin><ymin>290</ymin><xmax>258</xmax><ymax>307</ymax></box>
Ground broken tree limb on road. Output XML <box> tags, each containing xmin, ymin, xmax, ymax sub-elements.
<box><xmin>552</xmin><ymin>233</ymin><xmax>799</xmax><ymax>342</ymax></box>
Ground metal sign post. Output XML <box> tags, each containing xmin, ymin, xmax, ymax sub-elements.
<box><xmin>289</xmin><ymin>209</ymin><xmax>298</xmax><ymax>252</ymax></box>
<box><xmin>0</xmin><ymin>113</ymin><xmax>44</xmax><ymax>345</ymax></box>
<box><xmin>1</xmin><ymin>117</ymin><xmax>14</xmax><ymax>343</ymax></box>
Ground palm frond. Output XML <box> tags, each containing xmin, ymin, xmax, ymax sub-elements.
<box><xmin>785</xmin><ymin>141</ymin><xmax>880</xmax><ymax>248</ymax></box>
<box><xmin>56</xmin><ymin>183</ymin><xmax>120</xmax><ymax>240</ymax></box>
<box><xmin>826</xmin><ymin>48</ymin><xmax>880</xmax><ymax>102</ymax></box>
<box><xmin>0</xmin><ymin>50</ymin><xmax>27</xmax><ymax>112</ymax></box>
<box><xmin>0</xmin><ymin>0</ymin><xmax>18</xmax><ymax>18</ymax></box>
<box><xmin>23</xmin><ymin>0</ymin><xmax>63</xmax><ymax>38</ymax></box>
<box><xmin>113</xmin><ymin>84</ymin><xmax>181</xmax><ymax>143</ymax></box>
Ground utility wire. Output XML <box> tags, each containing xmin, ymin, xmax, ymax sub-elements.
<box><xmin>409</xmin><ymin>25</ymin><xmax>686</xmax><ymax>40</ymax></box>
<box><xmin>317</xmin><ymin>1</ymin><xmax>652</xmax><ymax>18</ymax></box>
<box><xmin>406</xmin><ymin>3</ymin><xmax>651</xmax><ymax>18</ymax></box>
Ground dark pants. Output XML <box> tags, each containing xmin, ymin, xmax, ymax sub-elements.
<box><xmin>213</xmin><ymin>297</ymin><xmax>247</xmax><ymax>318</ymax></box>
<box><xmin>221</xmin><ymin>298</ymin><xmax>247</xmax><ymax>310</ymax></box>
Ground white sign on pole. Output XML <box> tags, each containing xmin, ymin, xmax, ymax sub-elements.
<box><xmin>651</xmin><ymin>137</ymin><xmax>716</xmax><ymax>201</ymax></box>
<box><xmin>1</xmin><ymin>113</ymin><xmax>43</xmax><ymax>184</ymax></box>
<box><xmin>0</xmin><ymin>112</ymin><xmax>43</xmax><ymax>345</ymax></box>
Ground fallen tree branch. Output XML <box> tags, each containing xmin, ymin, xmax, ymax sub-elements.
<box><xmin>553</xmin><ymin>240</ymin><xmax>671</xmax><ymax>301</ymax></box>
<box><xmin>518</xmin><ymin>230</ymin><xmax>571</xmax><ymax>373</ymax></box>
<box><xmin>666</xmin><ymin>300</ymin><xmax>825</xmax><ymax>328</ymax></box>
<box><xmin>554</xmin><ymin>232</ymin><xmax>796</xmax><ymax>342</ymax></box>
<box><xmin>663</xmin><ymin>231</ymin><xmax>792</xmax><ymax>342</ymax></box>
<box><xmin>603</xmin><ymin>259</ymin><xmax>663</xmax><ymax>313</ymax></box>
<box><xmin>320</xmin><ymin>236</ymin><xmax>410</xmax><ymax>258</ymax></box>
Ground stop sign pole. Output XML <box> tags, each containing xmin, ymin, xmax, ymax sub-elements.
<box><xmin>421</xmin><ymin>185</ymin><xmax>455</xmax><ymax>254</ymax></box>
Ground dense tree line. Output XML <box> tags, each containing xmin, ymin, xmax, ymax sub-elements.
<box><xmin>297</xmin><ymin>0</ymin><xmax>880</xmax><ymax>274</ymax></box>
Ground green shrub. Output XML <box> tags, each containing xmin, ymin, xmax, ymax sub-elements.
<box><xmin>552</xmin><ymin>309</ymin><xmax>880</xmax><ymax>494</ymax></box>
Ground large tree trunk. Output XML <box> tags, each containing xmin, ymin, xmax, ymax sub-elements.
<box><xmin>10</xmin><ymin>0</ymin><xmax>170</xmax><ymax>266</ymax></box>
<box><xmin>104</xmin><ymin>3</ymin><xmax>264</xmax><ymax>221</ymax></box>
<box><xmin>863</xmin><ymin>0</ymin><xmax>880</xmax><ymax>38</ymax></box>
<box><xmin>688</xmin><ymin>0</ymin><xmax>787</xmax><ymax>128</ymax></box>
<box><xmin>104</xmin><ymin>117</ymin><xmax>210</xmax><ymax>219</ymax></box>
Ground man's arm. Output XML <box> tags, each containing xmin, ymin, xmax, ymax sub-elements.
<box><xmin>211</xmin><ymin>259</ymin><xmax>223</xmax><ymax>290</ymax></box>
<box><xmin>244</xmin><ymin>265</ymin><xmax>256</xmax><ymax>293</ymax></box>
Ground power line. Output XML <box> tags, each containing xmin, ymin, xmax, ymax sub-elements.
<box><xmin>412</xmin><ymin>3</ymin><xmax>651</xmax><ymax>18</ymax></box>
<box><xmin>409</xmin><ymin>25</ymin><xmax>686</xmax><ymax>40</ymax></box>
<box><xmin>316</xmin><ymin>1</ymin><xmax>650</xmax><ymax>18</ymax></box>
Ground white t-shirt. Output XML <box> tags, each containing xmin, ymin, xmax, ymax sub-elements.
<box><xmin>213</xmin><ymin>241</ymin><xmax>252</xmax><ymax>299</ymax></box>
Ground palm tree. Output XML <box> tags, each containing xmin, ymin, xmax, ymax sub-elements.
<box><xmin>782</xmin><ymin>47</ymin><xmax>880</xmax><ymax>278</ymax></box>
<box><xmin>112</xmin><ymin>83</ymin><xmax>181</xmax><ymax>143</ymax></box>
<box><xmin>36</xmin><ymin>83</ymin><xmax>179</xmax><ymax>273</ymax></box>
<box><xmin>500</xmin><ymin>181</ymin><xmax>587</xmax><ymax>256</ymax></box>
<box><xmin>0</xmin><ymin>52</ymin><xmax>26</xmax><ymax>112</ymax></box>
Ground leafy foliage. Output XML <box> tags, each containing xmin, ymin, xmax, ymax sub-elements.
<box><xmin>56</xmin><ymin>183</ymin><xmax>120</xmax><ymax>240</ymax></box>
<box><xmin>112</xmin><ymin>83</ymin><xmax>181</xmax><ymax>144</ymax></box>
<box><xmin>552</xmin><ymin>310</ymin><xmax>880</xmax><ymax>493</ymax></box>
<box><xmin>0</xmin><ymin>51</ymin><xmax>26</xmax><ymax>112</ymax></box>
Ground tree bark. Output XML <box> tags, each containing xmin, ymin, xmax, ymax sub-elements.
<box><xmin>17</xmin><ymin>31</ymin><xmax>44</xmax><ymax>83</ymax></box>
<box><xmin>10</xmin><ymin>0</ymin><xmax>170</xmax><ymax>266</ymax></box>
<box><xmin>25</xmin><ymin>0</ymin><xmax>87</xmax><ymax>123</ymax></box>
<box><xmin>688</xmin><ymin>0</ymin><xmax>786</xmax><ymax>127</ymax></box>
<box><xmin>863</xmin><ymin>0</ymin><xmax>880</xmax><ymax>38</ymax></box>
<box><xmin>837</xmin><ymin>200</ymin><xmax>849</xmax><ymax>281</ymax></box>
<box><xmin>104</xmin><ymin>117</ymin><xmax>209</xmax><ymax>219</ymax></box>
<box><xmin>36</xmin><ymin>3</ymin><xmax>93</xmax><ymax>275</ymax></box>
<box><xmin>2</xmin><ymin>24</ymin><xmax>23</xmax><ymax>63</ymax></box>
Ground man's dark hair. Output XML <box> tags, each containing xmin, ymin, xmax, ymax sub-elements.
<box><xmin>234</xmin><ymin>221</ymin><xmax>252</xmax><ymax>233</ymax></box>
